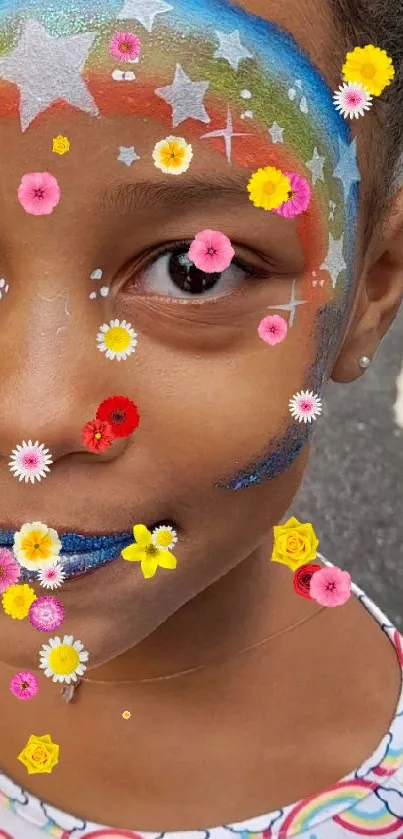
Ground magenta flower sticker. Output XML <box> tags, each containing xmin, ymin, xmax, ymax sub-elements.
<box><xmin>258</xmin><ymin>314</ymin><xmax>288</xmax><ymax>346</ymax></box>
<box><xmin>9</xmin><ymin>671</ymin><xmax>39</xmax><ymax>700</ymax></box>
<box><xmin>0</xmin><ymin>548</ymin><xmax>21</xmax><ymax>593</ymax></box>
<box><xmin>29</xmin><ymin>596</ymin><xmax>65</xmax><ymax>632</ymax></box>
<box><xmin>309</xmin><ymin>565</ymin><xmax>351</xmax><ymax>607</ymax></box>
<box><xmin>109</xmin><ymin>31</ymin><xmax>141</xmax><ymax>62</ymax></box>
<box><xmin>188</xmin><ymin>229</ymin><xmax>235</xmax><ymax>274</ymax></box>
<box><xmin>275</xmin><ymin>172</ymin><xmax>311</xmax><ymax>219</ymax></box>
<box><xmin>18</xmin><ymin>172</ymin><xmax>60</xmax><ymax>216</ymax></box>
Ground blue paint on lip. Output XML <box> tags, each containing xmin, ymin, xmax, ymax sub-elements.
<box><xmin>0</xmin><ymin>529</ymin><xmax>134</xmax><ymax>581</ymax></box>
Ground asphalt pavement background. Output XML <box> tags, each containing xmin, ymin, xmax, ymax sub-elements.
<box><xmin>293</xmin><ymin>307</ymin><xmax>403</xmax><ymax>629</ymax></box>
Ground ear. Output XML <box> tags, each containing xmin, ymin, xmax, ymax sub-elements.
<box><xmin>332</xmin><ymin>187</ymin><xmax>403</xmax><ymax>384</ymax></box>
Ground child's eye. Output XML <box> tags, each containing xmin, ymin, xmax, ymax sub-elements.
<box><xmin>131</xmin><ymin>245</ymin><xmax>256</xmax><ymax>300</ymax></box>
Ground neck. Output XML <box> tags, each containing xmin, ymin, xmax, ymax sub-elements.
<box><xmin>88</xmin><ymin>535</ymin><xmax>323</xmax><ymax>683</ymax></box>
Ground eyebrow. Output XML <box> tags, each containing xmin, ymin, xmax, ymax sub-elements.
<box><xmin>100</xmin><ymin>172</ymin><xmax>250</xmax><ymax>215</ymax></box>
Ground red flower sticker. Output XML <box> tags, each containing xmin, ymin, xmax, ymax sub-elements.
<box><xmin>82</xmin><ymin>418</ymin><xmax>114</xmax><ymax>453</ymax></box>
<box><xmin>293</xmin><ymin>563</ymin><xmax>322</xmax><ymax>599</ymax></box>
<box><xmin>96</xmin><ymin>396</ymin><xmax>140</xmax><ymax>439</ymax></box>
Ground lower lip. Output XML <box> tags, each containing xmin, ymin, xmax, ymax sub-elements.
<box><xmin>20</xmin><ymin>540</ymin><xmax>133</xmax><ymax>582</ymax></box>
<box><xmin>0</xmin><ymin>530</ymin><xmax>133</xmax><ymax>582</ymax></box>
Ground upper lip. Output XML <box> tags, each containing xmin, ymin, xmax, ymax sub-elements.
<box><xmin>0</xmin><ymin>528</ymin><xmax>134</xmax><ymax>551</ymax></box>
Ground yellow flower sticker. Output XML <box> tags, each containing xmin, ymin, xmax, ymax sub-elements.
<box><xmin>342</xmin><ymin>45</ymin><xmax>395</xmax><ymax>97</ymax></box>
<box><xmin>271</xmin><ymin>516</ymin><xmax>319</xmax><ymax>572</ymax></box>
<box><xmin>152</xmin><ymin>136</ymin><xmax>193</xmax><ymax>175</ymax></box>
<box><xmin>121</xmin><ymin>524</ymin><xmax>177</xmax><ymax>579</ymax></box>
<box><xmin>52</xmin><ymin>135</ymin><xmax>71</xmax><ymax>155</ymax></box>
<box><xmin>2</xmin><ymin>583</ymin><xmax>36</xmax><ymax>620</ymax></box>
<box><xmin>247</xmin><ymin>166</ymin><xmax>291</xmax><ymax>212</ymax></box>
<box><xmin>17</xmin><ymin>733</ymin><xmax>59</xmax><ymax>775</ymax></box>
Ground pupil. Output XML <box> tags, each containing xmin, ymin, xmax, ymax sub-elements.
<box><xmin>168</xmin><ymin>249</ymin><xmax>221</xmax><ymax>295</ymax></box>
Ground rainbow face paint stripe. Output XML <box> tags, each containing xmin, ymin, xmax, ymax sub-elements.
<box><xmin>0</xmin><ymin>0</ymin><xmax>360</xmax><ymax>490</ymax></box>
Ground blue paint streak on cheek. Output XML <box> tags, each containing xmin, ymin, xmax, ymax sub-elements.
<box><xmin>216</xmin><ymin>423</ymin><xmax>312</xmax><ymax>491</ymax></box>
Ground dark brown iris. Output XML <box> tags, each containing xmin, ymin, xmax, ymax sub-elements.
<box><xmin>168</xmin><ymin>249</ymin><xmax>221</xmax><ymax>295</ymax></box>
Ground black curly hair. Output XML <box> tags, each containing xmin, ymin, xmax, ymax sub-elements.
<box><xmin>331</xmin><ymin>0</ymin><xmax>403</xmax><ymax>244</ymax></box>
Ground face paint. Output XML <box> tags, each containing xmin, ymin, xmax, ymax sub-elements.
<box><xmin>0</xmin><ymin>0</ymin><xmax>360</xmax><ymax>490</ymax></box>
<box><xmin>89</xmin><ymin>268</ymin><xmax>110</xmax><ymax>299</ymax></box>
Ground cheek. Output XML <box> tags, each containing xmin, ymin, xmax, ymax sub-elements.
<box><xmin>137</xmin><ymin>310</ymin><xmax>316</xmax><ymax>486</ymax></box>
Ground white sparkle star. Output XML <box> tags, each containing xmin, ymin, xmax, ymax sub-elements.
<box><xmin>118</xmin><ymin>146</ymin><xmax>140</xmax><ymax>166</ymax></box>
<box><xmin>268</xmin><ymin>280</ymin><xmax>307</xmax><ymax>328</ymax></box>
<box><xmin>305</xmin><ymin>147</ymin><xmax>326</xmax><ymax>186</ymax></box>
<box><xmin>268</xmin><ymin>122</ymin><xmax>284</xmax><ymax>144</ymax></box>
<box><xmin>320</xmin><ymin>233</ymin><xmax>347</xmax><ymax>289</ymax></box>
<box><xmin>117</xmin><ymin>0</ymin><xmax>173</xmax><ymax>33</ymax></box>
<box><xmin>155</xmin><ymin>64</ymin><xmax>210</xmax><ymax>128</ymax></box>
<box><xmin>0</xmin><ymin>19</ymin><xmax>98</xmax><ymax>132</ymax></box>
<box><xmin>201</xmin><ymin>107</ymin><xmax>251</xmax><ymax>164</ymax></box>
<box><xmin>214</xmin><ymin>30</ymin><xmax>253</xmax><ymax>71</ymax></box>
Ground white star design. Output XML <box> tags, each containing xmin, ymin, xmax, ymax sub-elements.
<box><xmin>0</xmin><ymin>19</ymin><xmax>98</xmax><ymax>132</ymax></box>
<box><xmin>268</xmin><ymin>280</ymin><xmax>306</xmax><ymax>328</ymax></box>
<box><xmin>305</xmin><ymin>146</ymin><xmax>326</xmax><ymax>186</ymax></box>
<box><xmin>333</xmin><ymin>137</ymin><xmax>361</xmax><ymax>202</ymax></box>
<box><xmin>201</xmin><ymin>107</ymin><xmax>251</xmax><ymax>164</ymax></box>
<box><xmin>117</xmin><ymin>0</ymin><xmax>173</xmax><ymax>33</ymax></box>
<box><xmin>214</xmin><ymin>30</ymin><xmax>253</xmax><ymax>71</ymax></box>
<box><xmin>268</xmin><ymin>122</ymin><xmax>284</xmax><ymax>144</ymax></box>
<box><xmin>118</xmin><ymin>146</ymin><xmax>140</xmax><ymax>166</ymax></box>
<box><xmin>320</xmin><ymin>233</ymin><xmax>347</xmax><ymax>289</ymax></box>
<box><xmin>155</xmin><ymin>64</ymin><xmax>210</xmax><ymax>128</ymax></box>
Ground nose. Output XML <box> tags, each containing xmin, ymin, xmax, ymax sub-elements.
<box><xmin>0</xmin><ymin>276</ymin><xmax>114</xmax><ymax>463</ymax></box>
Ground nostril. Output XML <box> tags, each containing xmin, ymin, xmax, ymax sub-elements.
<box><xmin>150</xmin><ymin>519</ymin><xmax>178</xmax><ymax>533</ymax></box>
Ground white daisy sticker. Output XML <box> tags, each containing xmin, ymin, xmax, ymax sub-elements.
<box><xmin>96</xmin><ymin>319</ymin><xmax>138</xmax><ymax>361</ymax></box>
<box><xmin>37</xmin><ymin>564</ymin><xmax>66</xmax><ymax>590</ymax></box>
<box><xmin>39</xmin><ymin>635</ymin><xmax>89</xmax><ymax>684</ymax></box>
<box><xmin>333</xmin><ymin>82</ymin><xmax>373</xmax><ymax>119</ymax></box>
<box><xmin>9</xmin><ymin>440</ymin><xmax>53</xmax><ymax>483</ymax></box>
<box><xmin>151</xmin><ymin>524</ymin><xmax>178</xmax><ymax>550</ymax></box>
<box><xmin>289</xmin><ymin>390</ymin><xmax>322</xmax><ymax>424</ymax></box>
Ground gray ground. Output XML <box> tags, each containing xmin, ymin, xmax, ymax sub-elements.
<box><xmin>294</xmin><ymin>308</ymin><xmax>403</xmax><ymax>629</ymax></box>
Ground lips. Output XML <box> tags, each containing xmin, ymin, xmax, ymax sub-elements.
<box><xmin>0</xmin><ymin>521</ymin><xmax>177</xmax><ymax>582</ymax></box>
<box><xmin>0</xmin><ymin>529</ymin><xmax>134</xmax><ymax>582</ymax></box>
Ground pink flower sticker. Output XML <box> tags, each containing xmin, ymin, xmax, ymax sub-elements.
<box><xmin>258</xmin><ymin>314</ymin><xmax>288</xmax><ymax>345</ymax></box>
<box><xmin>29</xmin><ymin>596</ymin><xmax>65</xmax><ymax>632</ymax></box>
<box><xmin>275</xmin><ymin>172</ymin><xmax>311</xmax><ymax>219</ymax></box>
<box><xmin>188</xmin><ymin>229</ymin><xmax>235</xmax><ymax>274</ymax></box>
<box><xmin>0</xmin><ymin>548</ymin><xmax>21</xmax><ymax>593</ymax></box>
<box><xmin>9</xmin><ymin>670</ymin><xmax>39</xmax><ymax>700</ymax></box>
<box><xmin>109</xmin><ymin>32</ymin><xmax>141</xmax><ymax>62</ymax></box>
<box><xmin>18</xmin><ymin>172</ymin><xmax>60</xmax><ymax>216</ymax></box>
<box><xmin>309</xmin><ymin>566</ymin><xmax>352</xmax><ymax>607</ymax></box>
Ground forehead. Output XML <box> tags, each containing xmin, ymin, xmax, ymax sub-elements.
<box><xmin>0</xmin><ymin>0</ymin><xmax>359</xmax><ymax>286</ymax></box>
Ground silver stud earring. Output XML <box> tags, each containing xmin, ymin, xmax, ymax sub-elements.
<box><xmin>358</xmin><ymin>355</ymin><xmax>371</xmax><ymax>370</ymax></box>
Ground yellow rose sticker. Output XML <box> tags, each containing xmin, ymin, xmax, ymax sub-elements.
<box><xmin>17</xmin><ymin>733</ymin><xmax>59</xmax><ymax>775</ymax></box>
<box><xmin>52</xmin><ymin>135</ymin><xmax>70</xmax><ymax>155</ymax></box>
<box><xmin>271</xmin><ymin>516</ymin><xmax>319</xmax><ymax>571</ymax></box>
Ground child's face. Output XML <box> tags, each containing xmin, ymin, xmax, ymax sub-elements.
<box><xmin>0</xmin><ymin>0</ymin><xmax>377</xmax><ymax>665</ymax></box>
